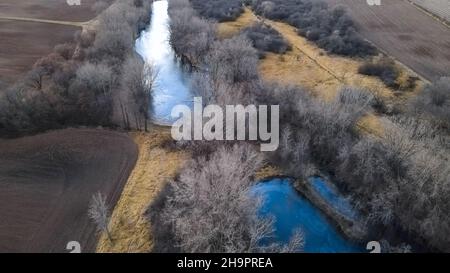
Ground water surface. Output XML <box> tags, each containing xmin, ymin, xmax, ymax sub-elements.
<box><xmin>135</xmin><ymin>0</ymin><xmax>193</xmax><ymax>125</ymax></box>
<box><xmin>252</xmin><ymin>178</ymin><xmax>363</xmax><ymax>253</ymax></box>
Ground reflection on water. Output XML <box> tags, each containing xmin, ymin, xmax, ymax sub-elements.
<box><xmin>310</xmin><ymin>176</ymin><xmax>359</xmax><ymax>221</ymax></box>
<box><xmin>252</xmin><ymin>178</ymin><xmax>363</xmax><ymax>253</ymax></box>
<box><xmin>135</xmin><ymin>0</ymin><xmax>193</xmax><ymax>125</ymax></box>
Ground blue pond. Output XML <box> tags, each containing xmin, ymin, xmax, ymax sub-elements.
<box><xmin>251</xmin><ymin>178</ymin><xmax>363</xmax><ymax>253</ymax></box>
<box><xmin>310</xmin><ymin>176</ymin><xmax>359</xmax><ymax>221</ymax></box>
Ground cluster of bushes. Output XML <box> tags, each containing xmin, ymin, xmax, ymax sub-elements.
<box><xmin>250</xmin><ymin>0</ymin><xmax>376</xmax><ymax>57</ymax></box>
<box><xmin>358</xmin><ymin>59</ymin><xmax>400</xmax><ymax>88</ymax></box>
<box><xmin>189</xmin><ymin>0</ymin><xmax>244</xmax><ymax>22</ymax></box>
<box><xmin>0</xmin><ymin>0</ymin><xmax>153</xmax><ymax>137</ymax></box>
<box><xmin>242</xmin><ymin>23</ymin><xmax>291</xmax><ymax>58</ymax></box>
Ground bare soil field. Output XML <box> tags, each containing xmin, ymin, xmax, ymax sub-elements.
<box><xmin>0</xmin><ymin>0</ymin><xmax>110</xmax><ymax>84</ymax></box>
<box><xmin>0</xmin><ymin>20</ymin><xmax>79</xmax><ymax>84</ymax></box>
<box><xmin>410</xmin><ymin>0</ymin><xmax>450</xmax><ymax>23</ymax></box>
<box><xmin>0</xmin><ymin>0</ymin><xmax>100</xmax><ymax>21</ymax></box>
<box><xmin>322</xmin><ymin>0</ymin><xmax>450</xmax><ymax>81</ymax></box>
<box><xmin>0</xmin><ymin>129</ymin><xmax>138</xmax><ymax>253</ymax></box>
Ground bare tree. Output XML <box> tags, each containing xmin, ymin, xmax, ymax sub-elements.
<box><xmin>25</xmin><ymin>67</ymin><xmax>46</xmax><ymax>90</ymax></box>
<box><xmin>149</xmin><ymin>144</ymin><xmax>304</xmax><ymax>253</ymax></box>
<box><xmin>88</xmin><ymin>192</ymin><xmax>113</xmax><ymax>242</ymax></box>
<box><xmin>122</xmin><ymin>55</ymin><xmax>157</xmax><ymax>131</ymax></box>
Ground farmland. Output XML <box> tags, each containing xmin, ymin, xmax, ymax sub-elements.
<box><xmin>0</xmin><ymin>0</ymin><xmax>108</xmax><ymax>84</ymax></box>
<box><xmin>0</xmin><ymin>129</ymin><xmax>137</xmax><ymax>253</ymax></box>
<box><xmin>410</xmin><ymin>0</ymin><xmax>450</xmax><ymax>23</ymax></box>
<box><xmin>322</xmin><ymin>0</ymin><xmax>450</xmax><ymax>81</ymax></box>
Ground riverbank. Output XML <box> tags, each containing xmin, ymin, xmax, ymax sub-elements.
<box><xmin>292</xmin><ymin>178</ymin><xmax>367</xmax><ymax>242</ymax></box>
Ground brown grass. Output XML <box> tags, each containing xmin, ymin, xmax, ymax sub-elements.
<box><xmin>96</xmin><ymin>127</ymin><xmax>189</xmax><ymax>253</ymax></box>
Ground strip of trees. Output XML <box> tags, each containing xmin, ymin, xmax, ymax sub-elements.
<box><xmin>0</xmin><ymin>0</ymin><xmax>154</xmax><ymax>137</ymax></box>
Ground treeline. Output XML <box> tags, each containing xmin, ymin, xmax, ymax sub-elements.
<box><xmin>190</xmin><ymin>0</ymin><xmax>244</xmax><ymax>22</ymax></box>
<box><xmin>0</xmin><ymin>0</ymin><xmax>153</xmax><ymax>137</ymax></box>
<box><xmin>249</xmin><ymin>0</ymin><xmax>376</xmax><ymax>57</ymax></box>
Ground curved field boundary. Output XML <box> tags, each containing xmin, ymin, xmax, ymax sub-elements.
<box><xmin>0</xmin><ymin>129</ymin><xmax>138</xmax><ymax>253</ymax></box>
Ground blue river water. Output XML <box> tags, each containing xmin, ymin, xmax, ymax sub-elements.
<box><xmin>251</xmin><ymin>178</ymin><xmax>363</xmax><ymax>253</ymax></box>
<box><xmin>135</xmin><ymin>0</ymin><xmax>193</xmax><ymax>125</ymax></box>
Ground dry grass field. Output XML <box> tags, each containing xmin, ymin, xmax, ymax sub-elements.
<box><xmin>96</xmin><ymin>128</ymin><xmax>189</xmax><ymax>253</ymax></box>
<box><xmin>0</xmin><ymin>129</ymin><xmax>137</xmax><ymax>253</ymax></box>
<box><xmin>322</xmin><ymin>0</ymin><xmax>450</xmax><ymax>81</ymax></box>
<box><xmin>220</xmin><ymin>8</ymin><xmax>421</xmax><ymax>102</ymax></box>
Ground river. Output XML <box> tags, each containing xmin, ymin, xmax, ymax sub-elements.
<box><xmin>135</xmin><ymin>0</ymin><xmax>193</xmax><ymax>125</ymax></box>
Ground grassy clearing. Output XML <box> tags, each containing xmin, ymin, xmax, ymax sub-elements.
<box><xmin>96</xmin><ymin>127</ymin><xmax>188</xmax><ymax>253</ymax></box>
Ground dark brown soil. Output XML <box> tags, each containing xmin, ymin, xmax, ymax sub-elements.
<box><xmin>0</xmin><ymin>128</ymin><xmax>138</xmax><ymax>253</ymax></box>
<box><xmin>0</xmin><ymin>0</ymin><xmax>101</xmax><ymax>21</ymax></box>
<box><xmin>0</xmin><ymin>20</ymin><xmax>79</xmax><ymax>84</ymax></box>
<box><xmin>323</xmin><ymin>0</ymin><xmax>450</xmax><ymax>81</ymax></box>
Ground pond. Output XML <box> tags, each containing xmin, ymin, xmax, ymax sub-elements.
<box><xmin>252</xmin><ymin>178</ymin><xmax>363</xmax><ymax>253</ymax></box>
<box><xmin>135</xmin><ymin>0</ymin><xmax>193</xmax><ymax>125</ymax></box>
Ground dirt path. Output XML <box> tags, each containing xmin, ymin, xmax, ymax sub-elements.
<box><xmin>0</xmin><ymin>16</ymin><xmax>87</xmax><ymax>27</ymax></box>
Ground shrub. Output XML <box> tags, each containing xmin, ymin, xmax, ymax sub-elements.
<box><xmin>411</xmin><ymin>77</ymin><xmax>450</xmax><ymax>131</ymax></box>
<box><xmin>242</xmin><ymin>23</ymin><xmax>291</xmax><ymax>57</ymax></box>
<box><xmin>358</xmin><ymin>59</ymin><xmax>400</xmax><ymax>88</ymax></box>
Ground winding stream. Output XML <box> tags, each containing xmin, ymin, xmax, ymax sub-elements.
<box><xmin>135</xmin><ymin>0</ymin><xmax>193</xmax><ymax>125</ymax></box>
